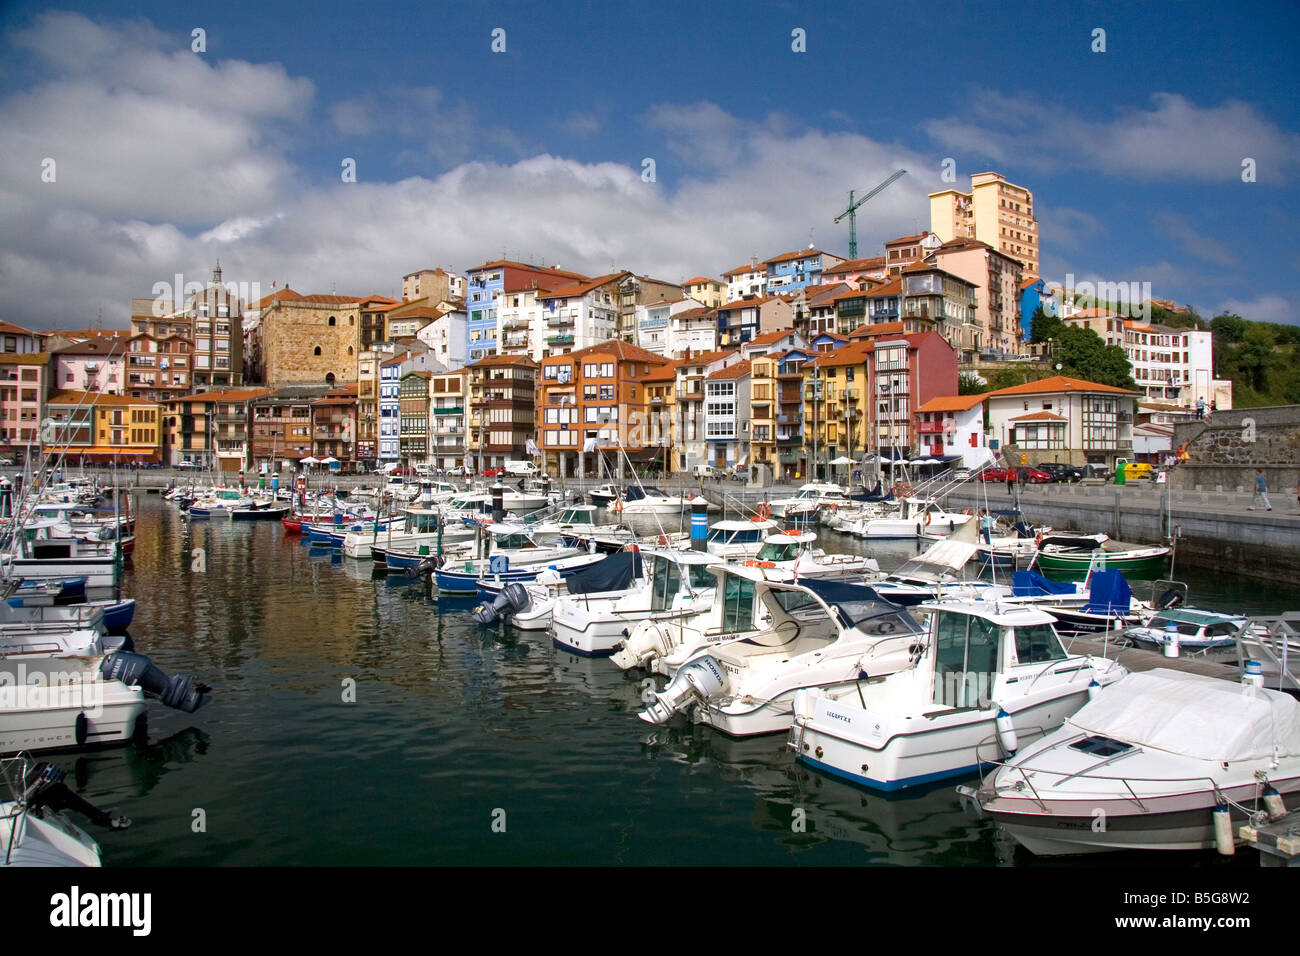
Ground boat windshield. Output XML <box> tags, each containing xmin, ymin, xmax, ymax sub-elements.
<box><xmin>649</xmin><ymin>557</ymin><xmax>682</xmax><ymax>611</ymax></box>
<box><xmin>685</xmin><ymin>562</ymin><xmax>715</xmax><ymax>590</ymax></box>
<box><xmin>559</xmin><ymin>509</ymin><xmax>593</xmax><ymax>525</ymax></box>
<box><xmin>756</xmin><ymin>542</ymin><xmax>799</xmax><ymax>562</ymax></box>
<box><xmin>931</xmin><ymin>611</ymin><xmax>1000</xmax><ymax>708</ymax></box>
<box><xmin>720</xmin><ymin>574</ymin><xmax>757</xmax><ymax>632</ymax></box>
<box><xmin>1010</xmin><ymin>623</ymin><xmax>1068</xmax><ymax>664</ymax></box>
<box><xmin>1144</xmin><ymin>616</ymin><xmax>1205</xmax><ymax>637</ymax></box>
<box><xmin>493</xmin><ymin>533</ymin><xmax>533</xmax><ymax>550</ymax></box>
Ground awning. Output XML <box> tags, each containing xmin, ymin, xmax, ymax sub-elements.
<box><xmin>45</xmin><ymin>445</ymin><xmax>161</xmax><ymax>462</ymax></box>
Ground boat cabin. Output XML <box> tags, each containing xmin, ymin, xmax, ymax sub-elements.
<box><xmin>755</xmin><ymin>530</ymin><xmax>817</xmax><ymax>563</ymax></box>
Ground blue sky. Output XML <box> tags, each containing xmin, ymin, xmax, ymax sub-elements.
<box><xmin>1</xmin><ymin>0</ymin><xmax>1296</xmax><ymax>327</ymax></box>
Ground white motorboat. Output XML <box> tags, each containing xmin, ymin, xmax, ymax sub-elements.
<box><xmin>766</xmin><ymin>482</ymin><xmax>849</xmax><ymax>519</ymax></box>
<box><xmin>429</xmin><ymin>524</ymin><xmax>596</xmax><ymax>592</ymax></box>
<box><xmin>739</xmin><ymin>530</ymin><xmax>880</xmax><ymax>581</ymax></box>
<box><xmin>1</xmin><ymin>757</ymin><xmax>123</xmax><ymax>867</ymax></box>
<box><xmin>789</xmin><ymin>601</ymin><xmax>1126</xmax><ymax>791</ymax></box>
<box><xmin>343</xmin><ymin>506</ymin><xmax>475</xmax><ymax>561</ymax></box>
<box><xmin>970</xmin><ymin>669</ymin><xmax>1300</xmax><ymax>855</ymax></box>
<box><xmin>638</xmin><ymin>570</ymin><xmax>928</xmax><ymax>737</ymax></box>
<box><xmin>551</xmin><ymin>548</ymin><xmax>723</xmax><ymax>656</ymax></box>
<box><xmin>616</xmin><ymin>486</ymin><xmax>718</xmax><ymax>517</ymax></box>
<box><xmin>473</xmin><ymin>550</ymin><xmax>647</xmax><ymax>632</ymax></box>
<box><xmin>588</xmin><ymin>483</ymin><xmax>619</xmax><ymax>506</ymax></box>
<box><xmin>1124</xmin><ymin>608</ymin><xmax>1263</xmax><ymax>652</ymax></box>
<box><xmin>703</xmin><ymin>518</ymin><xmax>779</xmax><ymax>560</ymax></box>
<box><xmin>1</xmin><ymin>524</ymin><xmax>120</xmax><ymax>590</ymax></box>
<box><xmin>856</xmin><ymin>497</ymin><xmax>973</xmax><ymax>539</ymax></box>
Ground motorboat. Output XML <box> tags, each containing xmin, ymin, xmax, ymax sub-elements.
<box><xmin>1</xmin><ymin>523</ymin><xmax>121</xmax><ymax>590</ymax></box>
<box><xmin>968</xmin><ymin>669</ymin><xmax>1300</xmax><ymax>855</ymax></box>
<box><xmin>1032</xmin><ymin>535</ymin><xmax>1169</xmax><ymax>578</ymax></box>
<box><xmin>638</xmin><ymin>572</ymin><xmax>928</xmax><ymax>737</ymax></box>
<box><xmin>344</xmin><ymin>507</ymin><xmax>475</xmax><ymax>561</ymax></box>
<box><xmin>703</xmin><ymin>518</ymin><xmax>780</xmax><ymax>560</ymax></box>
<box><xmin>186</xmin><ymin>489</ymin><xmax>254</xmax><ymax>518</ymax></box>
<box><xmin>473</xmin><ymin>549</ymin><xmax>646</xmax><ymax>631</ymax></box>
<box><xmin>614</xmin><ymin>485</ymin><xmax>718</xmax><ymax>518</ymax></box>
<box><xmin>1</xmin><ymin>756</ymin><xmax>133</xmax><ymax>866</ymax></box>
<box><xmin>855</xmin><ymin>497</ymin><xmax>973</xmax><ymax>540</ymax></box>
<box><xmin>1124</xmin><ymin>608</ymin><xmax>1265</xmax><ymax>652</ymax></box>
<box><xmin>1032</xmin><ymin>569</ymin><xmax>1148</xmax><ymax>634</ymax></box>
<box><xmin>588</xmin><ymin>483</ymin><xmax>619</xmax><ymax>506</ymax></box>
<box><xmin>738</xmin><ymin>530</ymin><xmax>880</xmax><ymax>581</ymax></box>
<box><xmin>429</xmin><ymin>525</ymin><xmax>599</xmax><ymax>593</ymax></box>
<box><xmin>867</xmin><ymin>520</ymin><xmax>998</xmax><ymax>606</ymax></box>
<box><xmin>766</xmin><ymin>482</ymin><xmax>850</xmax><ymax>520</ymax></box>
<box><xmin>789</xmin><ymin>601</ymin><xmax>1126</xmax><ymax>791</ymax></box>
<box><xmin>551</xmin><ymin>548</ymin><xmax>723</xmax><ymax>656</ymax></box>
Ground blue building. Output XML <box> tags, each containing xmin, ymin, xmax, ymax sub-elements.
<box><xmin>763</xmin><ymin>248</ymin><xmax>845</xmax><ymax>295</ymax></box>
<box><xmin>463</xmin><ymin>260</ymin><xmax>590</xmax><ymax>365</ymax></box>
<box><xmin>378</xmin><ymin>358</ymin><xmax>402</xmax><ymax>461</ymax></box>
<box><xmin>1018</xmin><ymin>277</ymin><xmax>1056</xmax><ymax>342</ymax></box>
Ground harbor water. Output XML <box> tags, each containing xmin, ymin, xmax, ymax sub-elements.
<box><xmin>76</xmin><ymin>495</ymin><xmax>1296</xmax><ymax>866</ymax></box>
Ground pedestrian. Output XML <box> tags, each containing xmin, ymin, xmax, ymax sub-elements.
<box><xmin>1195</xmin><ymin>397</ymin><xmax>1205</xmax><ymax>420</ymax></box>
<box><xmin>1005</xmin><ymin>471</ymin><xmax>1015</xmax><ymax>496</ymax></box>
<box><xmin>1249</xmin><ymin>468</ymin><xmax>1272</xmax><ymax>511</ymax></box>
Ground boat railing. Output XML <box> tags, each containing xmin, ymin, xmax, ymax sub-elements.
<box><xmin>2</xmin><ymin>754</ymin><xmax>33</xmax><ymax>865</ymax></box>
<box><xmin>1236</xmin><ymin>614</ymin><xmax>1300</xmax><ymax>692</ymax></box>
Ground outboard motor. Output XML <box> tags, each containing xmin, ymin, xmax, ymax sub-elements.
<box><xmin>100</xmin><ymin>652</ymin><xmax>210</xmax><ymax>714</ymax></box>
<box><xmin>639</xmin><ymin>655</ymin><xmax>728</xmax><ymax>724</ymax></box>
<box><xmin>404</xmin><ymin>555</ymin><xmax>440</xmax><ymax>579</ymax></box>
<box><xmin>472</xmin><ymin>583</ymin><xmax>532</xmax><ymax>626</ymax></box>
<box><xmin>23</xmin><ymin>762</ymin><xmax>131</xmax><ymax>830</ymax></box>
<box><xmin>610</xmin><ymin>621</ymin><xmax>672</xmax><ymax>672</ymax></box>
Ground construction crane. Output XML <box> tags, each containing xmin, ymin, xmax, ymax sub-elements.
<box><xmin>834</xmin><ymin>169</ymin><xmax>907</xmax><ymax>259</ymax></box>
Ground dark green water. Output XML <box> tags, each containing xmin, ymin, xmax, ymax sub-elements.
<box><xmin>67</xmin><ymin>497</ymin><xmax>1293</xmax><ymax>866</ymax></box>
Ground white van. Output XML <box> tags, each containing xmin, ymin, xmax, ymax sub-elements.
<box><xmin>504</xmin><ymin>460</ymin><xmax>540</xmax><ymax>477</ymax></box>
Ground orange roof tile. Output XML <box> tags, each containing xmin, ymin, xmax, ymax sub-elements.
<box><xmin>916</xmin><ymin>394</ymin><xmax>988</xmax><ymax>414</ymax></box>
<box><xmin>683</xmin><ymin>276</ymin><xmax>720</xmax><ymax>286</ymax></box>
<box><xmin>1008</xmin><ymin>411</ymin><xmax>1068</xmax><ymax>422</ymax></box>
<box><xmin>707</xmin><ymin>358</ymin><xmax>752</xmax><ymax>380</ymax></box>
<box><xmin>985</xmin><ymin>375</ymin><xmax>1137</xmax><ymax>398</ymax></box>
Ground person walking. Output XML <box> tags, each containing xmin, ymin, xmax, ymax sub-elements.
<box><xmin>1005</xmin><ymin>471</ymin><xmax>1015</xmax><ymax>496</ymax></box>
<box><xmin>1195</xmin><ymin>397</ymin><xmax>1205</xmax><ymax>420</ymax></box>
<box><xmin>1249</xmin><ymin>468</ymin><xmax>1272</xmax><ymax>511</ymax></box>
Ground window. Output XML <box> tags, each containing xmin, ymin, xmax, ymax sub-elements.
<box><xmin>328</xmin><ymin>316</ymin><xmax>336</xmax><ymax>326</ymax></box>
<box><xmin>1012</xmin><ymin>624</ymin><xmax>1067</xmax><ymax>665</ymax></box>
<box><xmin>314</xmin><ymin>347</ymin><xmax>322</xmax><ymax>356</ymax></box>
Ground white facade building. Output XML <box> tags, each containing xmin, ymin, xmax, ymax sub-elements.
<box><xmin>415</xmin><ymin>309</ymin><xmax>467</xmax><ymax>369</ymax></box>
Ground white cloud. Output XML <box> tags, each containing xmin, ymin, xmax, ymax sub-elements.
<box><xmin>1216</xmin><ymin>294</ymin><xmax>1293</xmax><ymax>324</ymax></box>
<box><xmin>924</xmin><ymin>90</ymin><xmax>1300</xmax><ymax>183</ymax></box>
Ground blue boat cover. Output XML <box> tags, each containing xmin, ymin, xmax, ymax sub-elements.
<box><xmin>565</xmin><ymin>550</ymin><xmax>643</xmax><ymax>595</ymax></box>
<box><xmin>800</xmin><ymin>578</ymin><xmax>922</xmax><ymax>634</ymax></box>
<box><xmin>1082</xmin><ymin>569</ymin><xmax>1132</xmax><ymax>614</ymax></box>
<box><xmin>1012</xmin><ymin>570</ymin><xmax>1076</xmax><ymax>597</ymax></box>
<box><xmin>623</xmin><ymin>486</ymin><xmax>665</xmax><ymax>502</ymax></box>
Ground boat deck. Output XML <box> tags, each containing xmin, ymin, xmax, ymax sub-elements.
<box><xmin>1063</xmin><ymin>632</ymin><xmax>1241</xmax><ymax>680</ymax></box>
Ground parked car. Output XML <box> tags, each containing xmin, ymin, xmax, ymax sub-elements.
<box><xmin>981</xmin><ymin>467</ymin><xmax>1052</xmax><ymax>484</ymax></box>
<box><xmin>1036</xmin><ymin>462</ymin><xmax>1085</xmax><ymax>483</ymax></box>
<box><xmin>480</xmin><ymin>467</ymin><xmax>504</xmax><ymax>478</ymax></box>
<box><xmin>952</xmin><ymin>468</ymin><xmax>972</xmax><ymax>482</ymax></box>
<box><xmin>176</xmin><ymin>460</ymin><xmax>200</xmax><ymax>470</ymax></box>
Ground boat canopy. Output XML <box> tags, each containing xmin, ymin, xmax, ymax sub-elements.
<box><xmin>565</xmin><ymin>550</ymin><xmax>643</xmax><ymax>595</ymax></box>
<box><xmin>1081</xmin><ymin>570</ymin><xmax>1132</xmax><ymax>615</ymax></box>
<box><xmin>1012</xmin><ymin>570</ymin><xmax>1076</xmax><ymax>597</ymax></box>
<box><xmin>1067</xmin><ymin>669</ymin><xmax>1300</xmax><ymax>762</ymax></box>
<box><xmin>889</xmin><ymin>523</ymin><xmax>980</xmax><ymax>583</ymax></box>
<box><xmin>624</xmin><ymin>486</ymin><xmax>667</xmax><ymax>502</ymax></box>
<box><xmin>800</xmin><ymin>578</ymin><xmax>923</xmax><ymax>635</ymax></box>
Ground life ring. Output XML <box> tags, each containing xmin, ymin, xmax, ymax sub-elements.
<box><xmin>894</xmin><ymin>483</ymin><xmax>912</xmax><ymax>498</ymax></box>
<box><xmin>781</xmin><ymin>529</ymin><xmax>802</xmax><ymax>536</ymax></box>
<box><xmin>1035</xmin><ymin>531</ymin><xmax>1044</xmax><ymax>548</ymax></box>
<box><xmin>923</xmin><ymin>512</ymin><xmax>932</xmax><ymax>527</ymax></box>
<box><xmin>613</xmin><ymin>500</ymin><xmax>624</xmax><ymax>513</ymax></box>
<box><xmin>963</xmin><ymin>509</ymin><xmax>971</xmax><ymax>516</ymax></box>
<box><xmin>757</xmin><ymin>502</ymin><xmax>771</xmax><ymax>520</ymax></box>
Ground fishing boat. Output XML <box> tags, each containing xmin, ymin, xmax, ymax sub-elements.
<box><xmin>551</xmin><ymin>548</ymin><xmax>723</xmax><ymax>656</ymax></box>
<box><xmin>968</xmin><ymin>669</ymin><xmax>1300</xmax><ymax>855</ymax></box>
<box><xmin>789</xmin><ymin>601</ymin><xmax>1126</xmax><ymax>791</ymax></box>
<box><xmin>1033</xmin><ymin>535</ymin><xmax>1169</xmax><ymax>578</ymax></box>
<box><xmin>638</xmin><ymin>572</ymin><xmax>928</xmax><ymax>737</ymax></box>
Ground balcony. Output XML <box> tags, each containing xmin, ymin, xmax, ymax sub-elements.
<box><xmin>917</xmin><ymin>421</ymin><xmax>955</xmax><ymax>435</ymax></box>
<box><xmin>547</xmin><ymin>334</ymin><xmax>575</xmax><ymax>345</ymax></box>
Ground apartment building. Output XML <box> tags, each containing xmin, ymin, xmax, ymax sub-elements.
<box><xmin>130</xmin><ymin>263</ymin><xmax>243</xmax><ymax>389</ymax></box>
<box><xmin>883</xmin><ymin>232</ymin><xmax>940</xmax><ymax>276</ymax></box>
<box><xmin>803</xmin><ymin>342</ymin><xmax>873</xmax><ymax>478</ymax></box>
<box><xmin>925</xmin><ymin>237</ymin><xmax>1025</xmax><ymax>356</ymax></box>
<box><xmin>249</xmin><ymin>386</ymin><xmax>330</xmax><ymax>470</ymax></box>
<box><xmin>763</xmin><ymin>248</ymin><xmax>847</xmax><ymax>295</ymax></box>
<box><xmin>929</xmin><ymin>171</ymin><xmax>1039</xmax><ymax>275</ymax></box>
<box><xmin>466</xmin><ymin>354</ymin><xmax>535</xmax><ymax>471</ymax></box>
<box><xmin>124</xmin><ymin>333</ymin><xmax>193</xmax><ymax>402</ymax></box>
<box><xmin>45</xmin><ymin>391</ymin><xmax>162</xmax><ymax>465</ymax></box>
<box><xmin>914</xmin><ymin>394</ymin><xmax>991</xmax><ymax>468</ymax></box>
<box><xmin>402</xmin><ymin>267</ymin><xmax>465</xmax><ymax>303</ymax></box>
<box><xmin>429</xmin><ymin>368</ymin><xmax>467</xmax><ymax>472</ymax></box>
<box><xmin>704</xmin><ymin>359</ymin><xmax>751</xmax><ymax>472</ymax></box>
<box><xmin>900</xmin><ymin>262</ymin><xmax>981</xmax><ymax>361</ymax></box>
<box><xmin>822</xmin><ymin>257</ymin><xmax>888</xmax><ymax>286</ymax></box>
<box><xmin>668</xmin><ymin>306</ymin><xmax>718</xmax><ymax>357</ymax></box>
<box><xmin>616</xmin><ymin>274</ymin><xmax>683</xmax><ymax>342</ymax></box>
<box><xmin>312</xmin><ymin>385</ymin><xmax>358</xmax><ymax>464</ymax></box>
<box><xmin>715</xmin><ymin>295</ymin><xmax>795</xmax><ymax>348</ymax></box>
<box><xmin>52</xmin><ymin>339</ymin><xmax>126</xmax><ymax>395</ymax></box>
<box><xmin>985</xmin><ymin>376</ymin><xmax>1137</xmax><ymax>471</ymax></box>
<box><xmin>722</xmin><ymin>261</ymin><xmax>768</xmax><ymax>302</ymax></box>
<box><xmin>536</xmin><ymin>273</ymin><xmax>626</xmax><ymax>358</ymax></box>
<box><xmin>0</xmin><ymin>321</ymin><xmax>46</xmax><ymax>354</ymax></box>
<box><xmin>358</xmin><ymin>295</ymin><xmax>399</xmax><ymax>351</ymax></box>
<box><xmin>0</xmin><ymin>353</ymin><xmax>51</xmax><ymax>462</ymax></box>
<box><xmin>464</xmin><ymin>260</ymin><xmax>589</xmax><ymax>364</ymax></box>
<box><xmin>682</xmin><ymin>277</ymin><xmax>727</xmax><ymax>309</ymax></box>
<box><xmin>399</xmin><ymin>372</ymin><xmax>431</xmax><ymax>464</ymax></box>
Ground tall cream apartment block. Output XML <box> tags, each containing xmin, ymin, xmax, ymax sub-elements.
<box><xmin>929</xmin><ymin>171</ymin><xmax>1038</xmax><ymax>276</ymax></box>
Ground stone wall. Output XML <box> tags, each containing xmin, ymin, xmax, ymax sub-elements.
<box><xmin>1171</xmin><ymin>405</ymin><xmax>1300</xmax><ymax>493</ymax></box>
<box><xmin>264</xmin><ymin>302</ymin><xmax>361</xmax><ymax>386</ymax></box>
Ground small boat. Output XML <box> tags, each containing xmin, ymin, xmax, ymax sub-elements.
<box><xmin>766</xmin><ymin>482</ymin><xmax>851</xmax><ymax>520</ymax></box>
<box><xmin>588</xmin><ymin>483</ymin><xmax>619</xmax><ymax>506</ymax></box>
<box><xmin>1034</xmin><ymin>569</ymin><xmax>1147</xmax><ymax>634</ymax></box>
<box><xmin>1</xmin><ymin>756</ymin><xmax>132</xmax><ymax>867</ymax></box>
<box><xmin>229</xmin><ymin>502</ymin><xmax>291</xmax><ymax>521</ymax></box>
<box><xmin>969</xmin><ymin>669</ymin><xmax>1300</xmax><ymax>855</ymax></box>
<box><xmin>739</xmin><ymin>530</ymin><xmax>880</xmax><ymax>581</ymax></box>
<box><xmin>703</xmin><ymin>517</ymin><xmax>779</xmax><ymax>560</ymax></box>
<box><xmin>473</xmin><ymin>549</ymin><xmax>646</xmax><ymax>631</ymax></box>
<box><xmin>1124</xmin><ymin>608</ymin><xmax>1263</xmax><ymax>652</ymax></box>
<box><xmin>789</xmin><ymin>601</ymin><xmax>1126</xmax><ymax>791</ymax></box>
<box><xmin>1033</xmin><ymin>535</ymin><xmax>1169</xmax><ymax>578</ymax></box>
<box><xmin>427</xmin><ymin>525</ymin><xmax>595</xmax><ymax>593</ymax></box>
<box><xmin>616</xmin><ymin>485</ymin><xmax>718</xmax><ymax>517</ymax></box>
<box><xmin>638</xmin><ymin>572</ymin><xmax>928</xmax><ymax>737</ymax></box>
<box><xmin>857</xmin><ymin>497</ymin><xmax>973</xmax><ymax>540</ymax></box>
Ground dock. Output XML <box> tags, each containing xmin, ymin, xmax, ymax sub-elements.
<box><xmin>1240</xmin><ymin>811</ymin><xmax>1300</xmax><ymax>867</ymax></box>
<box><xmin>1062</xmin><ymin>632</ymin><xmax>1242</xmax><ymax>681</ymax></box>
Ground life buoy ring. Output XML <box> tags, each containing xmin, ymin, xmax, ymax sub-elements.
<box><xmin>781</xmin><ymin>529</ymin><xmax>801</xmax><ymax>536</ymax></box>
<box><xmin>757</xmin><ymin>502</ymin><xmax>771</xmax><ymax>520</ymax></box>
<box><xmin>964</xmin><ymin>509</ymin><xmax>971</xmax><ymax>516</ymax></box>
<box><xmin>1035</xmin><ymin>531</ymin><xmax>1044</xmax><ymax>548</ymax></box>
<box><xmin>613</xmin><ymin>500</ymin><xmax>624</xmax><ymax>513</ymax></box>
<box><xmin>923</xmin><ymin>512</ymin><xmax>932</xmax><ymax>527</ymax></box>
<box><xmin>894</xmin><ymin>483</ymin><xmax>912</xmax><ymax>498</ymax></box>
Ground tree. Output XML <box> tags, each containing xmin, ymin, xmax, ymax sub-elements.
<box><xmin>958</xmin><ymin>372</ymin><xmax>987</xmax><ymax>394</ymax></box>
<box><xmin>1233</xmin><ymin>324</ymin><xmax>1281</xmax><ymax>393</ymax></box>
<box><xmin>1210</xmin><ymin>313</ymin><xmax>1247</xmax><ymax>343</ymax></box>
<box><xmin>1052</xmin><ymin>326</ymin><xmax>1137</xmax><ymax>391</ymax></box>
<box><xmin>1029</xmin><ymin>306</ymin><xmax>1063</xmax><ymax>344</ymax></box>
<box><xmin>986</xmin><ymin>366</ymin><xmax>1050</xmax><ymax>391</ymax></box>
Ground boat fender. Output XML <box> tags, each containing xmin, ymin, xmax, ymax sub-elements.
<box><xmin>994</xmin><ymin>707</ymin><xmax>1017</xmax><ymax>755</ymax></box>
<box><xmin>100</xmin><ymin>652</ymin><xmax>210</xmax><ymax>714</ymax></box>
<box><xmin>1263</xmin><ymin>784</ymin><xmax>1287</xmax><ymax>821</ymax></box>
<box><xmin>75</xmin><ymin>711</ymin><xmax>88</xmax><ymax>746</ymax></box>
<box><xmin>1087</xmin><ymin>678</ymin><xmax>1102</xmax><ymax>701</ymax></box>
<box><xmin>1212</xmin><ymin>804</ymin><xmax>1235</xmax><ymax>855</ymax></box>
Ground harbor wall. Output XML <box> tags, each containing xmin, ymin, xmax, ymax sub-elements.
<box><xmin>943</xmin><ymin>483</ymin><xmax>1300</xmax><ymax>583</ymax></box>
<box><xmin>1171</xmin><ymin>404</ymin><xmax>1300</xmax><ymax>494</ymax></box>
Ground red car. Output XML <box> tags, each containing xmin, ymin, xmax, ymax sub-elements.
<box><xmin>480</xmin><ymin>467</ymin><xmax>504</xmax><ymax>477</ymax></box>
<box><xmin>981</xmin><ymin>467</ymin><xmax>1051</xmax><ymax>483</ymax></box>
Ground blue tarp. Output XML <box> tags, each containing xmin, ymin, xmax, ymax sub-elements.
<box><xmin>1082</xmin><ymin>569</ymin><xmax>1133</xmax><ymax>614</ymax></box>
<box><xmin>565</xmin><ymin>550</ymin><xmax>643</xmax><ymax>595</ymax></box>
<box><xmin>1012</xmin><ymin>570</ymin><xmax>1076</xmax><ymax>597</ymax></box>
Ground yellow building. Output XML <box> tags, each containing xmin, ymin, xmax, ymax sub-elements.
<box><xmin>929</xmin><ymin>171</ymin><xmax>1038</xmax><ymax>276</ymax></box>
<box><xmin>749</xmin><ymin>354</ymin><xmax>779</xmax><ymax>472</ymax></box>
<box><xmin>45</xmin><ymin>390</ymin><xmax>162</xmax><ymax>463</ymax></box>
<box><xmin>682</xmin><ymin>276</ymin><xmax>727</xmax><ymax>309</ymax></box>
<box><xmin>802</xmin><ymin>342</ymin><xmax>874</xmax><ymax>478</ymax></box>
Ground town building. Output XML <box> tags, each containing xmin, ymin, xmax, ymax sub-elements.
<box><xmin>715</xmin><ymin>295</ymin><xmax>795</xmax><ymax>348</ymax></box>
<box><xmin>681</xmin><ymin>277</ymin><xmax>727</xmax><ymax>309</ymax></box>
<box><xmin>429</xmin><ymin>368</ymin><xmax>467</xmax><ymax>472</ymax></box>
<box><xmin>398</xmin><ymin>372</ymin><xmax>431</xmax><ymax>466</ymax></box>
<box><xmin>536</xmin><ymin>273</ymin><xmax>624</xmax><ymax>356</ymax></box>
<box><xmin>466</xmin><ymin>354</ymin><xmax>535</xmax><ymax>472</ymax></box>
<box><xmin>883</xmin><ymin>232</ymin><xmax>941</xmax><ymax>276</ymax></box>
<box><xmin>125</xmin><ymin>333</ymin><xmax>193</xmax><ymax>402</ymax></box>
<box><xmin>721</xmin><ymin>260</ymin><xmax>768</xmax><ymax>302</ymax></box>
<box><xmin>667</xmin><ymin>305</ymin><xmax>717</xmax><ymax>357</ymax></box>
<box><xmin>163</xmin><ymin>387</ymin><xmax>271</xmax><ymax>471</ymax></box>
<box><xmin>52</xmin><ymin>339</ymin><xmax>126</xmax><ymax>395</ymax></box>
<box><xmin>616</xmin><ymin>274</ymin><xmax>683</xmax><ymax>342</ymax></box>
<box><xmin>0</xmin><ymin>353</ymin><xmax>52</xmax><ymax>464</ymax></box>
<box><xmin>924</xmin><ymin>237</ymin><xmax>1025</xmax><ymax>356</ymax></box>
<box><xmin>45</xmin><ymin>391</ymin><xmax>162</xmax><ymax>465</ymax></box>
<box><xmin>357</xmin><ymin>295</ymin><xmax>400</xmax><ymax>351</ymax></box>
<box><xmin>821</xmin><ymin>257</ymin><xmax>888</xmax><ymax>286</ymax></box>
<box><xmin>929</xmin><ymin>171</ymin><xmax>1039</xmax><ymax>275</ymax></box>
<box><xmin>0</xmin><ymin>321</ymin><xmax>47</xmax><ymax>354</ymax></box>
<box><xmin>704</xmin><ymin>359</ymin><xmax>752</xmax><ymax>473</ymax></box>
<box><xmin>312</xmin><ymin>385</ymin><xmax>358</xmax><ymax>465</ymax></box>
<box><xmin>249</xmin><ymin>385</ymin><xmax>332</xmax><ymax>470</ymax></box>
<box><xmin>402</xmin><ymin>267</ymin><xmax>465</xmax><ymax>303</ymax></box>
<box><xmin>130</xmin><ymin>263</ymin><xmax>244</xmax><ymax>389</ymax></box>
<box><xmin>464</xmin><ymin>260</ymin><xmax>589</xmax><ymax>364</ymax></box>
<box><xmin>536</xmin><ymin>341</ymin><xmax>671</xmax><ymax>478</ymax></box>
<box><xmin>914</xmin><ymin>393</ymin><xmax>992</xmax><ymax>468</ymax></box>
<box><xmin>762</xmin><ymin>248</ymin><xmax>847</xmax><ymax>295</ymax></box>
<box><xmin>246</xmin><ymin>288</ymin><xmax>361</xmax><ymax>386</ymax></box>
<box><xmin>803</xmin><ymin>341</ymin><xmax>874</xmax><ymax>478</ymax></box>
<box><xmin>671</xmin><ymin>349</ymin><xmax>741</xmax><ymax>475</ymax></box>
<box><xmin>984</xmin><ymin>375</ymin><xmax>1137</xmax><ymax>470</ymax></box>
<box><xmin>900</xmin><ymin>262</ymin><xmax>981</xmax><ymax>362</ymax></box>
